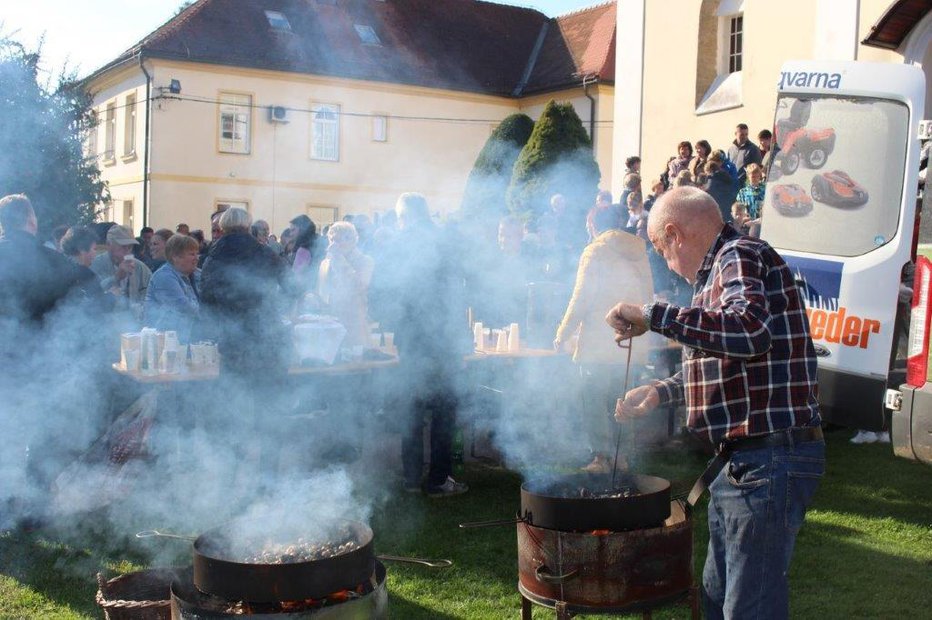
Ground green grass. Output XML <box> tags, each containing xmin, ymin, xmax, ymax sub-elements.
<box><xmin>1</xmin><ymin>430</ymin><xmax>930</xmax><ymax>619</ymax></box>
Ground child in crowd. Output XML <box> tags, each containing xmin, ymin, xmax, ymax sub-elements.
<box><xmin>625</xmin><ymin>192</ymin><xmax>648</xmax><ymax>240</ymax></box>
<box><xmin>643</xmin><ymin>178</ymin><xmax>665</xmax><ymax>212</ymax></box>
<box><xmin>731</xmin><ymin>202</ymin><xmax>750</xmax><ymax>233</ymax></box>
<box><xmin>674</xmin><ymin>170</ymin><xmax>694</xmax><ymax>187</ymax></box>
<box><xmin>737</xmin><ymin>163</ymin><xmax>766</xmax><ymax>219</ymax></box>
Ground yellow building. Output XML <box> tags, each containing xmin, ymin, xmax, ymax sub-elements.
<box><xmin>612</xmin><ymin>0</ymin><xmax>932</xmax><ymax>197</ymax></box>
<box><xmin>83</xmin><ymin>0</ymin><xmax>617</xmax><ymax>235</ymax></box>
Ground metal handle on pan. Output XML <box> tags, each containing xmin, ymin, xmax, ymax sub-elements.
<box><xmin>135</xmin><ymin>529</ymin><xmax>196</xmax><ymax>541</ymax></box>
<box><xmin>458</xmin><ymin>517</ymin><xmax>525</xmax><ymax>528</ymax></box>
<box><xmin>535</xmin><ymin>563</ymin><xmax>579</xmax><ymax>584</ymax></box>
<box><xmin>376</xmin><ymin>554</ymin><xmax>453</xmax><ymax>568</ymax></box>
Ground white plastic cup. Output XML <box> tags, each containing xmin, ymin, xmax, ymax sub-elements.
<box><xmin>384</xmin><ymin>332</ymin><xmax>395</xmax><ymax>351</ymax></box>
<box><xmin>123</xmin><ymin>349</ymin><xmax>140</xmax><ymax>372</ymax></box>
<box><xmin>473</xmin><ymin>322</ymin><xmax>485</xmax><ymax>351</ymax></box>
<box><xmin>508</xmin><ymin>323</ymin><xmax>520</xmax><ymax>352</ymax></box>
<box><xmin>369</xmin><ymin>332</ymin><xmax>383</xmax><ymax>349</ymax></box>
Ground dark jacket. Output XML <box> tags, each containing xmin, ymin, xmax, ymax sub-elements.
<box><xmin>727</xmin><ymin>140</ymin><xmax>763</xmax><ymax>184</ymax></box>
<box><xmin>706</xmin><ymin>169</ymin><xmax>739</xmax><ymax>223</ymax></box>
<box><xmin>199</xmin><ymin>232</ymin><xmax>290</xmax><ymax>374</ymax></box>
<box><xmin>370</xmin><ymin>222</ymin><xmax>472</xmax><ymax>370</ymax></box>
<box><xmin>0</xmin><ymin>230</ymin><xmax>82</xmax><ymax>324</ymax></box>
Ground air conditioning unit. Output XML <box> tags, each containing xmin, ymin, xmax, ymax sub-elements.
<box><xmin>919</xmin><ymin>119</ymin><xmax>932</xmax><ymax>140</ymax></box>
<box><xmin>268</xmin><ymin>105</ymin><xmax>289</xmax><ymax>123</ymax></box>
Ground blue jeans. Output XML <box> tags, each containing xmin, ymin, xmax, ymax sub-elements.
<box><xmin>702</xmin><ymin>438</ymin><xmax>825</xmax><ymax>619</ymax></box>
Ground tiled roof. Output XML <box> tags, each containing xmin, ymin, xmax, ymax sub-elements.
<box><xmin>92</xmin><ymin>0</ymin><xmax>615</xmax><ymax>96</ymax></box>
<box><xmin>524</xmin><ymin>1</ymin><xmax>616</xmax><ymax>94</ymax></box>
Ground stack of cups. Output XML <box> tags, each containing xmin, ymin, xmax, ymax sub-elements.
<box><xmin>508</xmin><ymin>323</ymin><xmax>520</xmax><ymax>352</ymax></box>
<box><xmin>160</xmin><ymin>331</ymin><xmax>181</xmax><ymax>374</ymax></box>
<box><xmin>473</xmin><ymin>322</ymin><xmax>485</xmax><ymax>351</ymax></box>
<box><xmin>120</xmin><ymin>332</ymin><xmax>141</xmax><ymax>372</ymax></box>
<box><xmin>140</xmin><ymin>328</ymin><xmax>159</xmax><ymax>376</ymax></box>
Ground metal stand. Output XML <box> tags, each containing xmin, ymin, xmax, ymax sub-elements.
<box><xmin>520</xmin><ymin>583</ymin><xmax>700</xmax><ymax>620</ymax></box>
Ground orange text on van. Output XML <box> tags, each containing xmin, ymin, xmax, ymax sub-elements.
<box><xmin>805</xmin><ymin>306</ymin><xmax>880</xmax><ymax>349</ymax></box>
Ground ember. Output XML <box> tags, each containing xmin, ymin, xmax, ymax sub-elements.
<box><xmin>225</xmin><ymin>583</ymin><xmax>369</xmax><ymax>614</ymax></box>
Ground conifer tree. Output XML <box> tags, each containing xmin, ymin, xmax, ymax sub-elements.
<box><xmin>460</xmin><ymin>113</ymin><xmax>534</xmax><ymax>221</ymax></box>
<box><xmin>507</xmin><ymin>100</ymin><xmax>600</xmax><ymax>220</ymax></box>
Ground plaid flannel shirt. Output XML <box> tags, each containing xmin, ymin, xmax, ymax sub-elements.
<box><xmin>647</xmin><ymin>225</ymin><xmax>820</xmax><ymax>445</ymax></box>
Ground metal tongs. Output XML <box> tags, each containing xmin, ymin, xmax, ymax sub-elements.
<box><xmin>376</xmin><ymin>554</ymin><xmax>453</xmax><ymax>568</ymax></box>
<box><xmin>611</xmin><ymin>336</ymin><xmax>635</xmax><ymax>489</ymax></box>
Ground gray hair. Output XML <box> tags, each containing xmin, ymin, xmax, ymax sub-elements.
<box><xmin>0</xmin><ymin>194</ymin><xmax>34</xmax><ymax>234</ymax></box>
<box><xmin>251</xmin><ymin>219</ymin><xmax>270</xmax><ymax>237</ymax></box>
<box><xmin>328</xmin><ymin>221</ymin><xmax>358</xmax><ymax>243</ymax></box>
<box><xmin>395</xmin><ymin>192</ymin><xmax>429</xmax><ymax>226</ymax></box>
<box><xmin>219</xmin><ymin>207</ymin><xmax>252</xmax><ymax>233</ymax></box>
<box><xmin>648</xmin><ymin>187</ymin><xmax>722</xmax><ymax>239</ymax></box>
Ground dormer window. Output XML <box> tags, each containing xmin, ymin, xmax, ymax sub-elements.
<box><xmin>354</xmin><ymin>25</ymin><xmax>381</xmax><ymax>46</ymax></box>
<box><xmin>265</xmin><ymin>10</ymin><xmax>292</xmax><ymax>32</ymax></box>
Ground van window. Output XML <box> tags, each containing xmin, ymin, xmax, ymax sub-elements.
<box><xmin>760</xmin><ymin>96</ymin><xmax>909</xmax><ymax>257</ymax></box>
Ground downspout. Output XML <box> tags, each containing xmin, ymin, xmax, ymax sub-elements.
<box><xmin>582</xmin><ymin>73</ymin><xmax>598</xmax><ymax>149</ymax></box>
<box><xmin>139</xmin><ymin>55</ymin><xmax>152</xmax><ymax>227</ymax></box>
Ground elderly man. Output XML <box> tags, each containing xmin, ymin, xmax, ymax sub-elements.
<box><xmin>0</xmin><ymin>194</ymin><xmax>80</xmax><ymax>323</ymax></box>
<box><xmin>606</xmin><ymin>187</ymin><xmax>824</xmax><ymax>619</ymax></box>
<box><xmin>91</xmin><ymin>224</ymin><xmax>152</xmax><ymax>313</ymax></box>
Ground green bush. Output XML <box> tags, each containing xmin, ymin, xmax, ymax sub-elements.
<box><xmin>459</xmin><ymin>113</ymin><xmax>534</xmax><ymax>222</ymax></box>
<box><xmin>507</xmin><ymin>100</ymin><xmax>600</xmax><ymax>221</ymax></box>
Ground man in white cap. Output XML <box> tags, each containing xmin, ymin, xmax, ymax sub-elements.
<box><xmin>91</xmin><ymin>224</ymin><xmax>152</xmax><ymax>310</ymax></box>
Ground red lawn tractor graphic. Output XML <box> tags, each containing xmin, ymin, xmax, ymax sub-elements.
<box><xmin>775</xmin><ymin>100</ymin><xmax>836</xmax><ymax>175</ymax></box>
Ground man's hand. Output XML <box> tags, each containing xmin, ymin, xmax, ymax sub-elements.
<box><xmin>615</xmin><ymin>384</ymin><xmax>660</xmax><ymax>421</ymax></box>
<box><xmin>116</xmin><ymin>257</ymin><xmax>135</xmax><ymax>281</ymax></box>
<box><xmin>605</xmin><ymin>302</ymin><xmax>648</xmax><ymax>342</ymax></box>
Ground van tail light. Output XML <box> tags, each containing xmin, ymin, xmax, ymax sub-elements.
<box><xmin>906</xmin><ymin>256</ymin><xmax>932</xmax><ymax>387</ymax></box>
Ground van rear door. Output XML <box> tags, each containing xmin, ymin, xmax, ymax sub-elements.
<box><xmin>760</xmin><ymin>61</ymin><xmax>924</xmax><ymax>430</ymax></box>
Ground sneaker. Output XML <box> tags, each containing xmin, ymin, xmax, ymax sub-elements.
<box><xmin>872</xmin><ymin>431</ymin><xmax>891</xmax><ymax>444</ymax></box>
<box><xmin>426</xmin><ymin>476</ymin><xmax>468</xmax><ymax>498</ymax></box>
<box><xmin>850</xmin><ymin>430</ymin><xmax>878</xmax><ymax>444</ymax></box>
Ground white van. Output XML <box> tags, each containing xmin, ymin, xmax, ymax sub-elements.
<box><xmin>759</xmin><ymin>60</ymin><xmax>929</xmax><ymax>464</ymax></box>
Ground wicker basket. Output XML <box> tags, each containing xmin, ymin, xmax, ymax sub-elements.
<box><xmin>95</xmin><ymin>569</ymin><xmax>174</xmax><ymax>620</ymax></box>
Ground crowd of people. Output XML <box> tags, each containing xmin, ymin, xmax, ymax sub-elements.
<box><xmin>0</xmin><ymin>117</ymin><xmax>833</xmax><ymax>617</ymax></box>
<box><xmin>0</xmin><ymin>120</ymin><xmax>784</xmax><ymax>499</ymax></box>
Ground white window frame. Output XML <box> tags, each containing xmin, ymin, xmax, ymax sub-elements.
<box><xmin>724</xmin><ymin>14</ymin><xmax>743</xmax><ymax>74</ymax></box>
<box><xmin>696</xmin><ymin>2</ymin><xmax>745</xmax><ymax>116</ymax></box>
<box><xmin>372</xmin><ymin>114</ymin><xmax>388</xmax><ymax>142</ymax></box>
<box><xmin>218</xmin><ymin>93</ymin><xmax>252</xmax><ymax>154</ymax></box>
<box><xmin>311</xmin><ymin>103</ymin><xmax>340</xmax><ymax>162</ymax></box>
<box><xmin>307</xmin><ymin>205</ymin><xmax>340</xmax><ymax>227</ymax></box>
<box><xmin>354</xmin><ymin>24</ymin><xmax>381</xmax><ymax>46</ymax></box>
<box><xmin>86</xmin><ymin>111</ymin><xmax>98</xmax><ymax>159</ymax></box>
<box><xmin>215</xmin><ymin>200</ymin><xmax>250</xmax><ymax>212</ymax></box>
<box><xmin>265</xmin><ymin>10</ymin><xmax>292</xmax><ymax>32</ymax></box>
<box><xmin>104</xmin><ymin>102</ymin><xmax>116</xmax><ymax>162</ymax></box>
<box><xmin>123</xmin><ymin>93</ymin><xmax>137</xmax><ymax>157</ymax></box>
<box><xmin>122</xmin><ymin>199</ymin><xmax>134</xmax><ymax>230</ymax></box>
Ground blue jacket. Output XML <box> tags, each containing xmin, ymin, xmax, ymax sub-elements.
<box><xmin>144</xmin><ymin>263</ymin><xmax>200</xmax><ymax>342</ymax></box>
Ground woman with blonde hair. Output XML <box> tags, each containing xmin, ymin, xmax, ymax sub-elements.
<box><xmin>318</xmin><ymin>221</ymin><xmax>374</xmax><ymax>347</ymax></box>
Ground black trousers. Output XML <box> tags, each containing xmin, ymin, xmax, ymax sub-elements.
<box><xmin>401</xmin><ymin>389</ymin><xmax>456</xmax><ymax>488</ymax></box>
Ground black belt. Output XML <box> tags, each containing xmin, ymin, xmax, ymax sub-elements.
<box><xmin>685</xmin><ymin>426</ymin><xmax>824</xmax><ymax>508</ymax></box>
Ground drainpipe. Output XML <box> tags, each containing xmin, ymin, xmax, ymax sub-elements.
<box><xmin>139</xmin><ymin>55</ymin><xmax>152</xmax><ymax>227</ymax></box>
<box><xmin>582</xmin><ymin>73</ymin><xmax>598</xmax><ymax>150</ymax></box>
